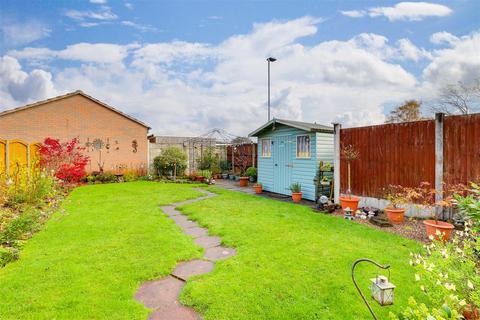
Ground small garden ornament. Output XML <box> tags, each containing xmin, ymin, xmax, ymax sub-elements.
<box><xmin>352</xmin><ymin>258</ymin><xmax>395</xmax><ymax>320</ymax></box>
<box><xmin>340</xmin><ymin>144</ymin><xmax>360</xmax><ymax>213</ymax></box>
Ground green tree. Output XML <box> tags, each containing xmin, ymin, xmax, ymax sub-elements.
<box><xmin>386</xmin><ymin>100</ymin><xmax>423</xmax><ymax>123</ymax></box>
<box><xmin>153</xmin><ymin>146</ymin><xmax>187</xmax><ymax>178</ymax></box>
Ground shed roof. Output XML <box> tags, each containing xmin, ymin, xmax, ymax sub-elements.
<box><xmin>0</xmin><ymin>90</ymin><xmax>151</xmax><ymax>129</ymax></box>
<box><xmin>248</xmin><ymin>118</ymin><xmax>333</xmax><ymax>137</ymax></box>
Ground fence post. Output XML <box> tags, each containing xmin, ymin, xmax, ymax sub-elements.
<box><xmin>5</xmin><ymin>140</ymin><xmax>9</xmax><ymax>175</ymax></box>
<box><xmin>333</xmin><ymin>123</ymin><xmax>341</xmax><ymax>203</ymax></box>
<box><xmin>435</xmin><ymin>113</ymin><xmax>445</xmax><ymax>218</ymax></box>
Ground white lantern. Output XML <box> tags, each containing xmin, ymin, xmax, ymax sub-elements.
<box><xmin>370</xmin><ymin>275</ymin><xmax>395</xmax><ymax>305</ymax></box>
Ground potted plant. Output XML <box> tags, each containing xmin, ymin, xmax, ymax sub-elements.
<box><xmin>339</xmin><ymin>144</ymin><xmax>360</xmax><ymax>213</ymax></box>
<box><xmin>383</xmin><ymin>185</ymin><xmax>409</xmax><ymax>224</ymax></box>
<box><xmin>245</xmin><ymin>167</ymin><xmax>257</xmax><ymax>182</ymax></box>
<box><xmin>290</xmin><ymin>182</ymin><xmax>302</xmax><ymax>202</ymax></box>
<box><xmin>409</xmin><ymin>182</ymin><xmax>455</xmax><ymax>241</ymax></box>
<box><xmin>239</xmin><ymin>175</ymin><xmax>249</xmax><ymax>187</ymax></box>
<box><xmin>200</xmin><ymin>170</ymin><xmax>213</xmax><ymax>185</ymax></box>
<box><xmin>254</xmin><ymin>182</ymin><xmax>263</xmax><ymax>194</ymax></box>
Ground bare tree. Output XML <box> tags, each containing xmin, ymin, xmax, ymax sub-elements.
<box><xmin>386</xmin><ymin>100</ymin><xmax>423</xmax><ymax>123</ymax></box>
<box><xmin>432</xmin><ymin>78</ymin><xmax>480</xmax><ymax>115</ymax></box>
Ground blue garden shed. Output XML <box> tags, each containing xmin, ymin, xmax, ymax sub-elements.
<box><xmin>249</xmin><ymin>118</ymin><xmax>334</xmax><ymax>201</ymax></box>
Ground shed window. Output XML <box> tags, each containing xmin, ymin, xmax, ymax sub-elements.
<box><xmin>261</xmin><ymin>139</ymin><xmax>271</xmax><ymax>157</ymax></box>
<box><xmin>296</xmin><ymin>135</ymin><xmax>311</xmax><ymax>158</ymax></box>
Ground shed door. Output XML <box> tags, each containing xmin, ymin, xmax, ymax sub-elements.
<box><xmin>273</xmin><ymin>135</ymin><xmax>292</xmax><ymax>195</ymax></box>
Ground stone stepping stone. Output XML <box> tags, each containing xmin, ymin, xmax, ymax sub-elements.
<box><xmin>204</xmin><ymin>247</ymin><xmax>236</xmax><ymax>261</ymax></box>
<box><xmin>194</xmin><ymin>236</ymin><xmax>221</xmax><ymax>249</ymax></box>
<box><xmin>161</xmin><ymin>206</ymin><xmax>179</xmax><ymax>216</ymax></box>
<box><xmin>183</xmin><ymin>227</ymin><xmax>208</xmax><ymax>238</ymax></box>
<box><xmin>148</xmin><ymin>304</ymin><xmax>201</xmax><ymax>320</ymax></box>
<box><xmin>172</xmin><ymin>259</ymin><xmax>214</xmax><ymax>281</ymax></box>
<box><xmin>169</xmin><ymin>215</ymin><xmax>199</xmax><ymax>229</ymax></box>
<box><xmin>135</xmin><ymin>276</ymin><xmax>185</xmax><ymax>309</ymax></box>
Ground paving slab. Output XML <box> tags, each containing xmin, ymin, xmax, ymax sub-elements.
<box><xmin>148</xmin><ymin>304</ymin><xmax>201</xmax><ymax>320</ymax></box>
<box><xmin>194</xmin><ymin>236</ymin><xmax>221</xmax><ymax>249</ymax></box>
<box><xmin>161</xmin><ymin>206</ymin><xmax>179</xmax><ymax>216</ymax></box>
<box><xmin>183</xmin><ymin>227</ymin><xmax>208</xmax><ymax>238</ymax></box>
<box><xmin>135</xmin><ymin>276</ymin><xmax>185</xmax><ymax>309</ymax></box>
<box><xmin>204</xmin><ymin>246</ymin><xmax>237</xmax><ymax>261</ymax></box>
<box><xmin>172</xmin><ymin>260</ymin><xmax>214</xmax><ymax>281</ymax></box>
<box><xmin>169</xmin><ymin>215</ymin><xmax>199</xmax><ymax>229</ymax></box>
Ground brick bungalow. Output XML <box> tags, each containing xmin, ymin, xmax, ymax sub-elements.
<box><xmin>0</xmin><ymin>90</ymin><xmax>150</xmax><ymax>173</ymax></box>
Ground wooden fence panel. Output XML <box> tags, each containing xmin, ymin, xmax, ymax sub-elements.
<box><xmin>340</xmin><ymin>120</ymin><xmax>436</xmax><ymax>197</ymax></box>
<box><xmin>8</xmin><ymin>140</ymin><xmax>28</xmax><ymax>174</ymax></box>
<box><xmin>0</xmin><ymin>140</ymin><xmax>5</xmax><ymax>173</ymax></box>
<box><xmin>444</xmin><ymin>114</ymin><xmax>480</xmax><ymax>186</ymax></box>
<box><xmin>0</xmin><ymin>139</ymin><xmax>41</xmax><ymax>175</ymax></box>
<box><xmin>29</xmin><ymin>143</ymin><xmax>41</xmax><ymax>167</ymax></box>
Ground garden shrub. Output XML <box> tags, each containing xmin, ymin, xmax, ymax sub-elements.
<box><xmin>0</xmin><ymin>246</ymin><xmax>18</xmax><ymax>267</ymax></box>
<box><xmin>123</xmin><ymin>170</ymin><xmax>138</xmax><ymax>182</ymax></box>
<box><xmin>153</xmin><ymin>146</ymin><xmax>187</xmax><ymax>177</ymax></box>
<box><xmin>198</xmin><ymin>147</ymin><xmax>221</xmax><ymax>174</ymax></box>
<box><xmin>0</xmin><ymin>209</ymin><xmax>38</xmax><ymax>244</ymax></box>
<box><xmin>39</xmin><ymin>137</ymin><xmax>89</xmax><ymax>183</ymax></box>
<box><xmin>219</xmin><ymin>160</ymin><xmax>231</xmax><ymax>173</ymax></box>
<box><xmin>390</xmin><ymin>223</ymin><xmax>479</xmax><ymax>319</ymax></box>
<box><xmin>245</xmin><ymin>167</ymin><xmax>257</xmax><ymax>177</ymax></box>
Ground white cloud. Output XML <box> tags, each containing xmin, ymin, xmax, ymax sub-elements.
<box><xmin>2</xmin><ymin>18</ymin><xmax>477</xmax><ymax>135</ymax></box>
<box><xmin>124</xmin><ymin>2</ymin><xmax>133</xmax><ymax>10</ymax></box>
<box><xmin>342</xmin><ymin>2</ymin><xmax>452</xmax><ymax>21</ymax></box>
<box><xmin>430</xmin><ymin>31</ymin><xmax>459</xmax><ymax>45</ymax></box>
<box><xmin>0</xmin><ymin>56</ymin><xmax>56</xmax><ymax>106</ymax></box>
<box><xmin>340</xmin><ymin>10</ymin><xmax>366</xmax><ymax>18</ymax></box>
<box><xmin>396</xmin><ymin>38</ymin><xmax>432</xmax><ymax>61</ymax></box>
<box><xmin>65</xmin><ymin>6</ymin><xmax>117</xmax><ymax>21</ymax></box>
<box><xmin>90</xmin><ymin>0</ymin><xmax>107</xmax><ymax>4</ymax></box>
<box><xmin>121</xmin><ymin>21</ymin><xmax>158</xmax><ymax>32</ymax></box>
<box><xmin>0</xmin><ymin>20</ymin><xmax>51</xmax><ymax>47</ymax></box>
<box><xmin>422</xmin><ymin>32</ymin><xmax>480</xmax><ymax>92</ymax></box>
<box><xmin>9</xmin><ymin>43</ymin><xmax>138</xmax><ymax>64</ymax></box>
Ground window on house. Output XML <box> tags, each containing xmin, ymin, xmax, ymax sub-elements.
<box><xmin>261</xmin><ymin>138</ymin><xmax>271</xmax><ymax>157</ymax></box>
<box><xmin>296</xmin><ymin>135</ymin><xmax>311</xmax><ymax>158</ymax></box>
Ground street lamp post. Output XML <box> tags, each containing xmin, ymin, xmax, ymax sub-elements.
<box><xmin>267</xmin><ymin>57</ymin><xmax>277</xmax><ymax>121</ymax></box>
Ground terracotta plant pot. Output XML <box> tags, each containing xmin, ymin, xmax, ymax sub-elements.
<box><xmin>339</xmin><ymin>196</ymin><xmax>360</xmax><ymax>214</ymax></box>
<box><xmin>239</xmin><ymin>176</ymin><xmax>249</xmax><ymax>187</ymax></box>
<box><xmin>385</xmin><ymin>207</ymin><xmax>406</xmax><ymax>224</ymax></box>
<box><xmin>463</xmin><ymin>305</ymin><xmax>480</xmax><ymax>320</ymax></box>
<box><xmin>423</xmin><ymin>220</ymin><xmax>455</xmax><ymax>241</ymax></box>
<box><xmin>292</xmin><ymin>192</ymin><xmax>302</xmax><ymax>202</ymax></box>
<box><xmin>254</xmin><ymin>185</ymin><xmax>263</xmax><ymax>194</ymax></box>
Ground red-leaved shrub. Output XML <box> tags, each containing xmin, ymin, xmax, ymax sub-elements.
<box><xmin>39</xmin><ymin>138</ymin><xmax>89</xmax><ymax>183</ymax></box>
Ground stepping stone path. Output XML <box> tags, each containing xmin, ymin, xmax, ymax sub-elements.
<box><xmin>135</xmin><ymin>189</ymin><xmax>236</xmax><ymax>320</ymax></box>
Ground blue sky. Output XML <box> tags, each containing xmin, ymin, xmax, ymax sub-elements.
<box><xmin>1</xmin><ymin>0</ymin><xmax>479</xmax><ymax>135</ymax></box>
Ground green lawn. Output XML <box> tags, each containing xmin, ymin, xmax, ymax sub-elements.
<box><xmin>0</xmin><ymin>182</ymin><xmax>422</xmax><ymax>319</ymax></box>
<box><xmin>0</xmin><ymin>182</ymin><xmax>204</xmax><ymax>319</ymax></box>
<box><xmin>179</xmin><ymin>187</ymin><xmax>423</xmax><ymax>320</ymax></box>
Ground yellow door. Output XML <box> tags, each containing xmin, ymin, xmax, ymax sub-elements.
<box><xmin>9</xmin><ymin>140</ymin><xmax>28</xmax><ymax>175</ymax></box>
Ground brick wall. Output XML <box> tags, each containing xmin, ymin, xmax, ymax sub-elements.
<box><xmin>0</xmin><ymin>94</ymin><xmax>149</xmax><ymax>173</ymax></box>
